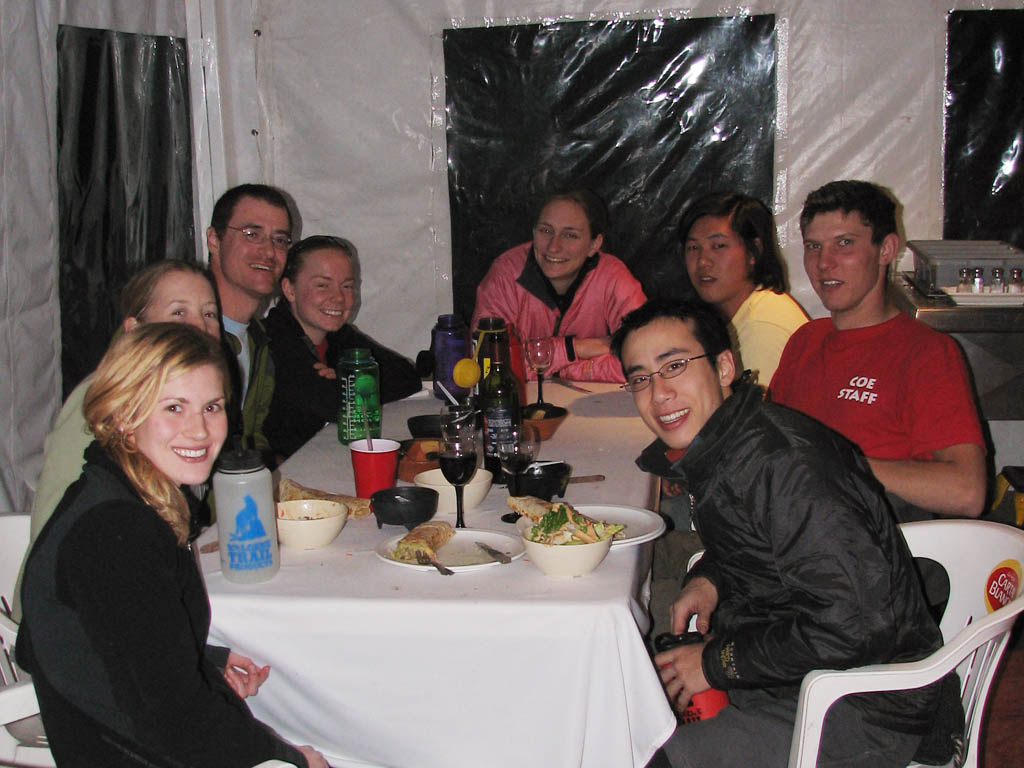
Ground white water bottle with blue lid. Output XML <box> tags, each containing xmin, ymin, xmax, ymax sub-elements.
<box><xmin>213</xmin><ymin>448</ymin><xmax>279</xmax><ymax>583</ymax></box>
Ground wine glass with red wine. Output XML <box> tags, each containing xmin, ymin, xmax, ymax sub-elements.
<box><xmin>439</xmin><ymin>406</ymin><xmax>478</xmax><ymax>529</ymax></box>
<box><xmin>497</xmin><ymin>424</ymin><xmax>539</xmax><ymax>496</ymax></box>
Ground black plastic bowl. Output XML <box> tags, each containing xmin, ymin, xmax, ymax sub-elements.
<box><xmin>407</xmin><ymin>414</ymin><xmax>443</xmax><ymax>439</ymax></box>
<box><xmin>370</xmin><ymin>487</ymin><xmax>439</xmax><ymax>529</ymax></box>
<box><xmin>515</xmin><ymin>461</ymin><xmax>571</xmax><ymax>501</ymax></box>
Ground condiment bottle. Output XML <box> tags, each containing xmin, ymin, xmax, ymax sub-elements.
<box><xmin>337</xmin><ymin>348</ymin><xmax>381</xmax><ymax>445</ymax></box>
<box><xmin>213</xmin><ymin>448</ymin><xmax>279</xmax><ymax>583</ymax></box>
<box><xmin>431</xmin><ymin>314</ymin><xmax>471</xmax><ymax>401</ymax></box>
<box><xmin>991</xmin><ymin>267</ymin><xmax>1006</xmax><ymax>294</ymax></box>
<box><xmin>1009</xmin><ymin>268</ymin><xmax>1024</xmax><ymax>294</ymax></box>
<box><xmin>972</xmin><ymin>267</ymin><xmax>985</xmax><ymax>294</ymax></box>
<box><xmin>957</xmin><ymin>267</ymin><xmax>971</xmax><ymax>293</ymax></box>
<box><xmin>478</xmin><ymin>341</ymin><xmax>521</xmax><ymax>477</ymax></box>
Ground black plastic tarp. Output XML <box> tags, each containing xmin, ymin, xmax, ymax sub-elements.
<box><xmin>945</xmin><ymin>10</ymin><xmax>1024</xmax><ymax>250</ymax></box>
<box><xmin>57</xmin><ymin>25</ymin><xmax>194</xmax><ymax>397</ymax></box>
<box><xmin>444</xmin><ymin>15</ymin><xmax>776</xmax><ymax>323</ymax></box>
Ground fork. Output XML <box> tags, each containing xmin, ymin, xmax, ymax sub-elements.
<box><xmin>416</xmin><ymin>551</ymin><xmax>454</xmax><ymax>575</ymax></box>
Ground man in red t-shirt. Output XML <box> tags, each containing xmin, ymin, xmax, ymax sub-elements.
<box><xmin>770</xmin><ymin>180</ymin><xmax>985</xmax><ymax>520</ymax></box>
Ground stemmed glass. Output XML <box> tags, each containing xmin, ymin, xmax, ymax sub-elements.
<box><xmin>497</xmin><ymin>424</ymin><xmax>540</xmax><ymax>496</ymax></box>
<box><xmin>439</xmin><ymin>406</ymin><xmax>478</xmax><ymax>529</ymax></box>
<box><xmin>525</xmin><ymin>337</ymin><xmax>554</xmax><ymax>405</ymax></box>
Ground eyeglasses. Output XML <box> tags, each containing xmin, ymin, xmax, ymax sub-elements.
<box><xmin>621</xmin><ymin>354</ymin><xmax>709</xmax><ymax>393</ymax></box>
<box><xmin>225</xmin><ymin>226</ymin><xmax>292</xmax><ymax>250</ymax></box>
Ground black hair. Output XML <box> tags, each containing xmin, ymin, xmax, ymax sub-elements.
<box><xmin>535</xmin><ymin>188</ymin><xmax>609</xmax><ymax>240</ymax></box>
<box><xmin>678</xmin><ymin>192</ymin><xmax>786</xmax><ymax>293</ymax></box>
<box><xmin>282</xmin><ymin>235</ymin><xmax>357</xmax><ymax>284</ymax></box>
<box><xmin>611</xmin><ymin>298</ymin><xmax>732</xmax><ymax>371</ymax></box>
<box><xmin>799</xmin><ymin>180</ymin><xmax>897</xmax><ymax>245</ymax></box>
<box><xmin>209</xmin><ymin>183</ymin><xmax>292</xmax><ymax>237</ymax></box>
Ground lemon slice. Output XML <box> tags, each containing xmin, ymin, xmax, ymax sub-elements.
<box><xmin>452</xmin><ymin>357</ymin><xmax>481</xmax><ymax>389</ymax></box>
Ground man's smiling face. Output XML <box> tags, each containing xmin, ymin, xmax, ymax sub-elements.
<box><xmin>620</xmin><ymin>317</ymin><xmax>734</xmax><ymax>450</ymax></box>
<box><xmin>208</xmin><ymin>195</ymin><xmax>291</xmax><ymax>307</ymax></box>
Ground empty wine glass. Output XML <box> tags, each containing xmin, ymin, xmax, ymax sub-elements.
<box><xmin>497</xmin><ymin>424</ymin><xmax>539</xmax><ymax>496</ymax></box>
<box><xmin>525</xmin><ymin>337</ymin><xmax>554</xmax><ymax>405</ymax></box>
<box><xmin>439</xmin><ymin>405</ymin><xmax>478</xmax><ymax>529</ymax></box>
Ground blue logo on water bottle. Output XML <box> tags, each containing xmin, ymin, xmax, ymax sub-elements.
<box><xmin>227</xmin><ymin>494</ymin><xmax>272</xmax><ymax>570</ymax></box>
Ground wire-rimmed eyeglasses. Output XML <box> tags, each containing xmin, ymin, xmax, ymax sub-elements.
<box><xmin>620</xmin><ymin>354</ymin><xmax>709</xmax><ymax>393</ymax></box>
<box><xmin>225</xmin><ymin>226</ymin><xmax>292</xmax><ymax>251</ymax></box>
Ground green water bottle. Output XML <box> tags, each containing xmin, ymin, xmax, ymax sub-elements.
<box><xmin>337</xmin><ymin>348</ymin><xmax>381</xmax><ymax>445</ymax></box>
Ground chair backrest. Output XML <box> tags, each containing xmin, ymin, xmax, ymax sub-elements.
<box><xmin>899</xmin><ymin>520</ymin><xmax>1024</xmax><ymax>767</ymax></box>
<box><xmin>787</xmin><ymin>520</ymin><xmax>1024</xmax><ymax>768</ymax></box>
<box><xmin>0</xmin><ymin>515</ymin><xmax>31</xmax><ymax>620</ymax></box>
<box><xmin>899</xmin><ymin>520</ymin><xmax>1024</xmax><ymax>643</ymax></box>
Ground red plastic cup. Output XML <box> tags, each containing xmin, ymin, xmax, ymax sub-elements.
<box><xmin>350</xmin><ymin>439</ymin><xmax>400</xmax><ymax>498</ymax></box>
<box><xmin>681</xmin><ymin>688</ymin><xmax>730</xmax><ymax>724</ymax></box>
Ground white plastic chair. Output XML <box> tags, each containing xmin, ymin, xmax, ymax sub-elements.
<box><xmin>788</xmin><ymin>519</ymin><xmax>1024</xmax><ymax>768</ymax></box>
<box><xmin>0</xmin><ymin>613</ymin><xmax>54</xmax><ymax>767</ymax></box>
<box><xmin>0</xmin><ymin>514</ymin><xmax>31</xmax><ymax>620</ymax></box>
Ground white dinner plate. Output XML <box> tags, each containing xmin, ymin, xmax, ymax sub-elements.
<box><xmin>516</xmin><ymin>504</ymin><xmax>666</xmax><ymax>548</ymax></box>
<box><xmin>375</xmin><ymin>528</ymin><xmax>525</xmax><ymax>572</ymax></box>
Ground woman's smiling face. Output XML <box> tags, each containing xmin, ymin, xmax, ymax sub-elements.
<box><xmin>131</xmin><ymin>364</ymin><xmax>228</xmax><ymax>486</ymax></box>
<box><xmin>281</xmin><ymin>247</ymin><xmax>356</xmax><ymax>344</ymax></box>
<box><xmin>532</xmin><ymin>199</ymin><xmax>604</xmax><ymax>295</ymax></box>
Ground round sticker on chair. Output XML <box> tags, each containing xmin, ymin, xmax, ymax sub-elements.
<box><xmin>985</xmin><ymin>559</ymin><xmax>1021</xmax><ymax>613</ymax></box>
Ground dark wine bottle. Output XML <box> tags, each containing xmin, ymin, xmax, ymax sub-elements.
<box><xmin>480</xmin><ymin>357</ymin><xmax>520</xmax><ymax>477</ymax></box>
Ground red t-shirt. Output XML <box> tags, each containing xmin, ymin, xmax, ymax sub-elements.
<box><xmin>769</xmin><ymin>313</ymin><xmax>983</xmax><ymax>460</ymax></box>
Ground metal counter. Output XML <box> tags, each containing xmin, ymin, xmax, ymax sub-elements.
<box><xmin>892</xmin><ymin>274</ymin><xmax>1024</xmax><ymax>420</ymax></box>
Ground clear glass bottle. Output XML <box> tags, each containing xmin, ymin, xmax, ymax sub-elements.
<box><xmin>337</xmin><ymin>348</ymin><xmax>381</xmax><ymax>444</ymax></box>
<box><xmin>213</xmin><ymin>449</ymin><xmax>280</xmax><ymax>583</ymax></box>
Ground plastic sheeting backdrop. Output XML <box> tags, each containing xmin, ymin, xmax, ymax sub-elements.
<box><xmin>945</xmin><ymin>10</ymin><xmax>1024</xmax><ymax>251</ymax></box>
<box><xmin>57</xmin><ymin>25</ymin><xmax>195</xmax><ymax>398</ymax></box>
<box><xmin>444</xmin><ymin>15</ymin><xmax>776</xmax><ymax>324</ymax></box>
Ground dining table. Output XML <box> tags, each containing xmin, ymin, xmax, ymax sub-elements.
<box><xmin>198</xmin><ymin>380</ymin><xmax>677</xmax><ymax>768</ymax></box>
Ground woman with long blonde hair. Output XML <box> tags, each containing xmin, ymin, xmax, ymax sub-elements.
<box><xmin>18</xmin><ymin>323</ymin><xmax>326</xmax><ymax>768</ymax></box>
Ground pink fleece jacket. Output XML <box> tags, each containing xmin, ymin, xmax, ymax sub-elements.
<box><xmin>471</xmin><ymin>242</ymin><xmax>646</xmax><ymax>382</ymax></box>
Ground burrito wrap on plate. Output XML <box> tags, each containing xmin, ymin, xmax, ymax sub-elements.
<box><xmin>392</xmin><ymin>521</ymin><xmax>455</xmax><ymax>562</ymax></box>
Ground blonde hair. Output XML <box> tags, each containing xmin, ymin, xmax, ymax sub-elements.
<box><xmin>121</xmin><ymin>260</ymin><xmax>215</xmax><ymax>321</ymax></box>
<box><xmin>84</xmin><ymin>323</ymin><xmax>229</xmax><ymax>545</ymax></box>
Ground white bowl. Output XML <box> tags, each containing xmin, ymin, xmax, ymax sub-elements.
<box><xmin>413</xmin><ymin>468</ymin><xmax>492</xmax><ymax>518</ymax></box>
<box><xmin>519</xmin><ymin>519</ymin><xmax>613</xmax><ymax>578</ymax></box>
<box><xmin>276</xmin><ymin>499</ymin><xmax>348</xmax><ymax>549</ymax></box>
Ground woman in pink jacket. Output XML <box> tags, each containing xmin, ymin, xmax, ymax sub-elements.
<box><xmin>471</xmin><ymin>189</ymin><xmax>646</xmax><ymax>382</ymax></box>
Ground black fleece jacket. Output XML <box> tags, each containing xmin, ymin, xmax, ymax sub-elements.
<box><xmin>263</xmin><ymin>302</ymin><xmax>421</xmax><ymax>458</ymax></box>
<box><xmin>17</xmin><ymin>442</ymin><xmax>308</xmax><ymax>768</ymax></box>
<box><xmin>637</xmin><ymin>382</ymin><xmax>941</xmax><ymax>735</ymax></box>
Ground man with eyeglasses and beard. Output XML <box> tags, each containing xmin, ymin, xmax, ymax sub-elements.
<box><xmin>206</xmin><ymin>183</ymin><xmax>294</xmax><ymax>457</ymax></box>
<box><xmin>612</xmin><ymin>299</ymin><xmax>943</xmax><ymax>768</ymax></box>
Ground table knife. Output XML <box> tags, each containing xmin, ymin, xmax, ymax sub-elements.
<box><xmin>476</xmin><ymin>542</ymin><xmax>512</xmax><ymax>564</ymax></box>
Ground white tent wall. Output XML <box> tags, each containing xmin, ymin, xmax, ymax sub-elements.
<box><xmin>245</xmin><ymin>0</ymin><xmax>1023</xmax><ymax>470</ymax></box>
<box><xmin>0</xmin><ymin>0</ymin><xmax>59</xmax><ymax>517</ymax></box>
<box><xmin>1</xmin><ymin>0</ymin><xmax>1021</xmax><ymax>516</ymax></box>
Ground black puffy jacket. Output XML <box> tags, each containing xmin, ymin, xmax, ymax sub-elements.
<box><xmin>637</xmin><ymin>382</ymin><xmax>941</xmax><ymax>734</ymax></box>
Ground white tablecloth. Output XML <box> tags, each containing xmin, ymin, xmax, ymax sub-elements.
<box><xmin>202</xmin><ymin>382</ymin><xmax>676</xmax><ymax>767</ymax></box>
